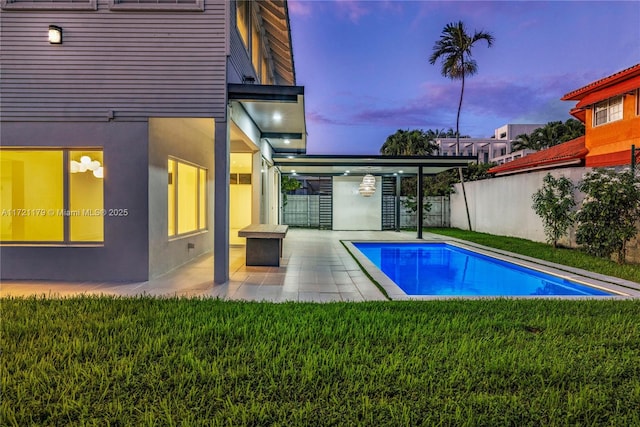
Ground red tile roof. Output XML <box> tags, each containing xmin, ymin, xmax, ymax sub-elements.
<box><xmin>561</xmin><ymin>63</ymin><xmax>640</xmax><ymax>102</ymax></box>
<box><xmin>488</xmin><ymin>136</ymin><xmax>587</xmax><ymax>176</ymax></box>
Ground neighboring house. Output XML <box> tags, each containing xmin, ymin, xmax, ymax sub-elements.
<box><xmin>561</xmin><ymin>63</ymin><xmax>640</xmax><ymax>167</ymax></box>
<box><xmin>488</xmin><ymin>136</ymin><xmax>588</xmax><ymax>176</ymax></box>
<box><xmin>436</xmin><ymin>123</ymin><xmax>544</xmax><ymax>163</ymax></box>
<box><xmin>489</xmin><ymin>64</ymin><xmax>640</xmax><ymax>175</ymax></box>
<box><xmin>0</xmin><ymin>0</ymin><xmax>306</xmax><ymax>284</ymax></box>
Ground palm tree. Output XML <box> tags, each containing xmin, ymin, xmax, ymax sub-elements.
<box><xmin>512</xmin><ymin>132</ymin><xmax>538</xmax><ymax>152</ymax></box>
<box><xmin>380</xmin><ymin>129</ymin><xmax>438</xmax><ymax>156</ymax></box>
<box><xmin>429</xmin><ymin>21</ymin><xmax>494</xmax><ymax>231</ymax></box>
<box><xmin>429</xmin><ymin>21</ymin><xmax>494</xmax><ymax>154</ymax></box>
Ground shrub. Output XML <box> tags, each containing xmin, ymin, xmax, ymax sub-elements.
<box><xmin>532</xmin><ymin>173</ymin><xmax>576</xmax><ymax>248</ymax></box>
<box><xmin>575</xmin><ymin>168</ymin><xmax>640</xmax><ymax>263</ymax></box>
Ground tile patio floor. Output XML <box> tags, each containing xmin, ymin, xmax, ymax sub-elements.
<box><xmin>0</xmin><ymin>229</ymin><xmax>431</xmax><ymax>302</ymax></box>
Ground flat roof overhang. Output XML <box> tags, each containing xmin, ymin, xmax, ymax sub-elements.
<box><xmin>273</xmin><ymin>154</ymin><xmax>476</xmax><ymax>176</ymax></box>
<box><xmin>228</xmin><ymin>83</ymin><xmax>306</xmax><ymax>154</ymax></box>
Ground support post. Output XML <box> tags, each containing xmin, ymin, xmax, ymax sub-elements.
<box><xmin>395</xmin><ymin>174</ymin><xmax>401</xmax><ymax>232</ymax></box>
<box><xmin>632</xmin><ymin>145</ymin><xmax>636</xmax><ymax>173</ymax></box>
<box><xmin>417</xmin><ymin>166</ymin><xmax>423</xmax><ymax>239</ymax></box>
<box><xmin>214</xmin><ymin>118</ymin><xmax>230</xmax><ymax>284</ymax></box>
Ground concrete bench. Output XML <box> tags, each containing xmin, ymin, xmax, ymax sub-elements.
<box><xmin>238</xmin><ymin>224</ymin><xmax>289</xmax><ymax>267</ymax></box>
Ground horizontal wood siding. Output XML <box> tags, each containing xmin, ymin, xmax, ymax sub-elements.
<box><xmin>228</xmin><ymin>28</ymin><xmax>255</xmax><ymax>84</ymax></box>
<box><xmin>0</xmin><ymin>0</ymin><xmax>228</xmax><ymax>121</ymax></box>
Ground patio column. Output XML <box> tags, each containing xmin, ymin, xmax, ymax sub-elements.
<box><xmin>395</xmin><ymin>174</ymin><xmax>401</xmax><ymax>232</ymax></box>
<box><xmin>417</xmin><ymin>166</ymin><xmax>423</xmax><ymax>239</ymax></box>
<box><xmin>214</xmin><ymin>118</ymin><xmax>230</xmax><ymax>284</ymax></box>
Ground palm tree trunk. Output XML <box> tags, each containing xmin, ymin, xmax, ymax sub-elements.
<box><xmin>456</xmin><ymin>73</ymin><xmax>464</xmax><ymax>155</ymax></box>
<box><xmin>457</xmin><ymin>68</ymin><xmax>473</xmax><ymax>231</ymax></box>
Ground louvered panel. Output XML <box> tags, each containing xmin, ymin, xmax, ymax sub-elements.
<box><xmin>318</xmin><ymin>177</ymin><xmax>332</xmax><ymax>230</ymax></box>
<box><xmin>381</xmin><ymin>176</ymin><xmax>396</xmax><ymax>230</ymax></box>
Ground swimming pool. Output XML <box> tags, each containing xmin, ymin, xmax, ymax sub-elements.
<box><xmin>352</xmin><ymin>242</ymin><xmax>614</xmax><ymax>297</ymax></box>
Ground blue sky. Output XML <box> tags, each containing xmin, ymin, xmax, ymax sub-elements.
<box><xmin>288</xmin><ymin>0</ymin><xmax>640</xmax><ymax>154</ymax></box>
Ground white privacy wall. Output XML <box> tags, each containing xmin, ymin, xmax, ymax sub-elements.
<box><xmin>450</xmin><ymin>167</ymin><xmax>588</xmax><ymax>244</ymax></box>
<box><xmin>333</xmin><ymin>175</ymin><xmax>382</xmax><ymax>230</ymax></box>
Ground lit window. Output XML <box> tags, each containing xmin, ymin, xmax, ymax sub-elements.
<box><xmin>168</xmin><ymin>158</ymin><xmax>207</xmax><ymax>237</ymax></box>
<box><xmin>69</xmin><ymin>151</ymin><xmax>104</xmax><ymax>242</ymax></box>
<box><xmin>236</xmin><ymin>0</ymin><xmax>249</xmax><ymax>49</ymax></box>
<box><xmin>0</xmin><ymin>148</ymin><xmax>103</xmax><ymax>243</ymax></box>
<box><xmin>252</xmin><ymin>21</ymin><xmax>262</xmax><ymax>80</ymax></box>
<box><xmin>594</xmin><ymin>96</ymin><xmax>623</xmax><ymax>126</ymax></box>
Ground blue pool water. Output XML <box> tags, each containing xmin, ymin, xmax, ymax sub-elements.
<box><xmin>354</xmin><ymin>242</ymin><xmax>612</xmax><ymax>296</ymax></box>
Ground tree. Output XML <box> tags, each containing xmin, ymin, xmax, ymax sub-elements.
<box><xmin>380</xmin><ymin>129</ymin><xmax>439</xmax><ymax>221</ymax></box>
<box><xmin>280</xmin><ymin>175</ymin><xmax>301</xmax><ymax>208</ymax></box>
<box><xmin>429</xmin><ymin>20</ymin><xmax>494</xmax><ymax>230</ymax></box>
<box><xmin>380</xmin><ymin>129</ymin><xmax>439</xmax><ymax>156</ymax></box>
<box><xmin>511</xmin><ymin>119</ymin><xmax>585</xmax><ymax>152</ymax></box>
<box><xmin>531</xmin><ymin>174</ymin><xmax>576</xmax><ymax>248</ymax></box>
<box><xmin>511</xmin><ymin>132</ymin><xmax>536</xmax><ymax>152</ymax></box>
<box><xmin>429</xmin><ymin>21</ymin><xmax>494</xmax><ymax>155</ymax></box>
<box><xmin>575</xmin><ymin>168</ymin><xmax>640</xmax><ymax>264</ymax></box>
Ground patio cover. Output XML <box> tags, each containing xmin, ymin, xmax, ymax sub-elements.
<box><xmin>273</xmin><ymin>154</ymin><xmax>474</xmax><ymax>176</ymax></box>
<box><xmin>228</xmin><ymin>83</ymin><xmax>306</xmax><ymax>154</ymax></box>
<box><xmin>273</xmin><ymin>154</ymin><xmax>476</xmax><ymax>238</ymax></box>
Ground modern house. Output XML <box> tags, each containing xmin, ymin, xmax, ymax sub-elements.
<box><xmin>488</xmin><ymin>64</ymin><xmax>640</xmax><ymax>176</ymax></box>
<box><xmin>0</xmin><ymin>0</ymin><xmax>306</xmax><ymax>284</ymax></box>
<box><xmin>435</xmin><ymin>123</ymin><xmax>544</xmax><ymax>164</ymax></box>
<box><xmin>1</xmin><ymin>0</ymin><xmax>475</xmax><ymax>284</ymax></box>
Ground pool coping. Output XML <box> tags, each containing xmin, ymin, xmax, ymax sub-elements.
<box><xmin>343</xmin><ymin>237</ymin><xmax>640</xmax><ymax>300</ymax></box>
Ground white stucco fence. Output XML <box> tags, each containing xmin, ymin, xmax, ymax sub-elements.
<box><xmin>450</xmin><ymin>167</ymin><xmax>589</xmax><ymax>245</ymax></box>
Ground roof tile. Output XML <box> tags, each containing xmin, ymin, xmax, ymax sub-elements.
<box><xmin>488</xmin><ymin>136</ymin><xmax>587</xmax><ymax>176</ymax></box>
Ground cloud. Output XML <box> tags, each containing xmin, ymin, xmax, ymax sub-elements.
<box><xmin>307</xmin><ymin>110</ymin><xmax>348</xmax><ymax>126</ymax></box>
<box><xmin>288</xmin><ymin>0</ymin><xmax>313</xmax><ymax>17</ymax></box>
<box><xmin>335</xmin><ymin>0</ymin><xmax>371</xmax><ymax>23</ymax></box>
<box><xmin>314</xmin><ymin>73</ymin><xmax>590</xmax><ymax>135</ymax></box>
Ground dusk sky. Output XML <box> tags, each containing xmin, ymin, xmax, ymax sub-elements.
<box><xmin>288</xmin><ymin>0</ymin><xmax>640</xmax><ymax>155</ymax></box>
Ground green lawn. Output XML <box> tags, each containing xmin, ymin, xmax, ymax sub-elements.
<box><xmin>3</xmin><ymin>297</ymin><xmax>640</xmax><ymax>426</ymax></box>
<box><xmin>427</xmin><ymin>228</ymin><xmax>640</xmax><ymax>284</ymax></box>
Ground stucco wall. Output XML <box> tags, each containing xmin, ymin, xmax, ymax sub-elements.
<box><xmin>0</xmin><ymin>121</ymin><xmax>150</xmax><ymax>281</ymax></box>
<box><xmin>451</xmin><ymin>167</ymin><xmax>640</xmax><ymax>263</ymax></box>
<box><xmin>451</xmin><ymin>168</ymin><xmax>589</xmax><ymax>244</ymax></box>
<box><xmin>148</xmin><ymin>118</ymin><xmax>214</xmax><ymax>279</ymax></box>
<box><xmin>332</xmin><ymin>176</ymin><xmax>382</xmax><ymax>231</ymax></box>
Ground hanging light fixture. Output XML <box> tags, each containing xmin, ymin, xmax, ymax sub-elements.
<box><xmin>358</xmin><ymin>173</ymin><xmax>376</xmax><ymax>197</ymax></box>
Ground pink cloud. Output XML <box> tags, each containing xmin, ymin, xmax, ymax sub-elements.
<box><xmin>335</xmin><ymin>0</ymin><xmax>370</xmax><ymax>23</ymax></box>
<box><xmin>288</xmin><ymin>0</ymin><xmax>313</xmax><ymax>17</ymax></box>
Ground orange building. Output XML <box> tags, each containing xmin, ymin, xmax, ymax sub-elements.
<box><xmin>561</xmin><ymin>63</ymin><xmax>640</xmax><ymax>168</ymax></box>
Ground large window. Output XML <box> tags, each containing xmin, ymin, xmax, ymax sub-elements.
<box><xmin>236</xmin><ymin>0</ymin><xmax>250</xmax><ymax>48</ymax></box>
<box><xmin>168</xmin><ymin>158</ymin><xmax>207</xmax><ymax>237</ymax></box>
<box><xmin>0</xmin><ymin>149</ymin><xmax>104</xmax><ymax>243</ymax></box>
<box><xmin>593</xmin><ymin>96</ymin><xmax>623</xmax><ymax>126</ymax></box>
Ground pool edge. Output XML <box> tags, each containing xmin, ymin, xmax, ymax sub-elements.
<box><xmin>343</xmin><ymin>239</ymin><xmax>640</xmax><ymax>300</ymax></box>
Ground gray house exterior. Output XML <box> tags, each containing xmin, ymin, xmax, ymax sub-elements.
<box><xmin>0</xmin><ymin>0</ymin><xmax>305</xmax><ymax>283</ymax></box>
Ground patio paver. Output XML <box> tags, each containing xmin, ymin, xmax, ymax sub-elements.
<box><xmin>0</xmin><ymin>229</ymin><xmax>422</xmax><ymax>302</ymax></box>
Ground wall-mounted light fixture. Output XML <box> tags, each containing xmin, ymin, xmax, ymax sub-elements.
<box><xmin>48</xmin><ymin>25</ymin><xmax>63</xmax><ymax>44</ymax></box>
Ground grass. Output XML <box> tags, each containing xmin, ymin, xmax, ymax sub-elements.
<box><xmin>3</xmin><ymin>296</ymin><xmax>640</xmax><ymax>426</ymax></box>
<box><xmin>427</xmin><ymin>228</ymin><xmax>640</xmax><ymax>284</ymax></box>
